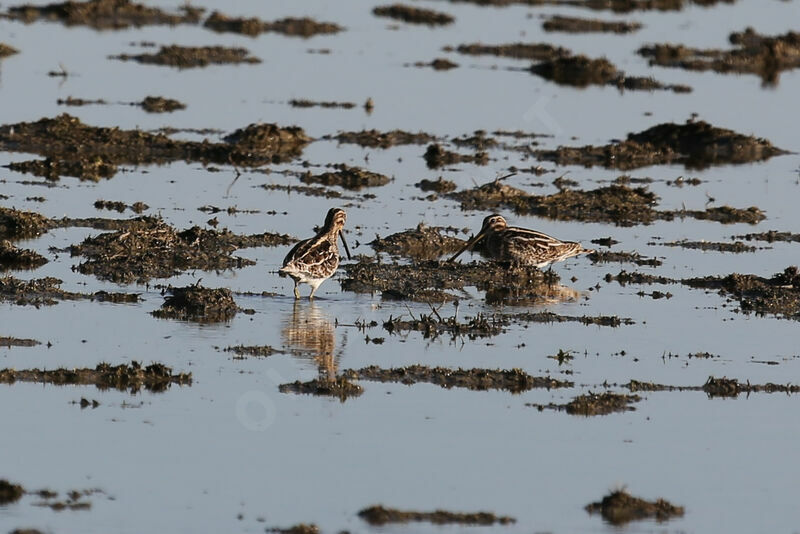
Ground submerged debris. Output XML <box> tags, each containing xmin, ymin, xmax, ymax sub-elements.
<box><xmin>535</xmin><ymin>120</ymin><xmax>785</xmax><ymax>170</ymax></box>
<box><xmin>0</xmin><ymin>240</ymin><xmax>48</xmax><ymax>269</ymax></box>
<box><xmin>289</xmin><ymin>99</ymin><xmax>355</xmax><ymax>109</ymax></box>
<box><xmin>373</xmin><ymin>4</ymin><xmax>454</xmax><ymax>25</ymax></box>
<box><xmin>735</xmin><ymin>230</ymin><xmax>800</xmax><ymax>244</ymax></box>
<box><xmin>111</xmin><ymin>45</ymin><xmax>260</xmax><ymax>68</ymax></box>
<box><xmin>683</xmin><ymin>267</ymin><xmax>800</xmax><ymax>320</ymax></box>
<box><xmin>586</xmin><ymin>490</ymin><xmax>684</xmax><ymax>525</ymax></box>
<box><xmin>327</xmin><ymin>129</ymin><xmax>436</xmax><ymax>148</ymax></box>
<box><xmin>383</xmin><ymin>312</ymin><xmax>506</xmax><ymax>339</ymax></box>
<box><xmin>300</xmin><ymin>164</ymin><xmax>390</xmax><ymax>190</ymax></box>
<box><xmin>543</xmin><ymin>15</ymin><xmax>641</xmax><ymax>33</ymax></box>
<box><xmin>625</xmin><ymin>376</ymin><xmax>800</xmax><ymax>396</ymax></box>
<box><xmin>203</xmin><ymin>11</ymin><xmax>342</xmax><ymax>37</ymax></box>
<box><xmin>4</xmin><ymin>0</ymin><xmax>203</xmax><ymax>30</ymax></box>
<box><xmin>0</xmin><ymin>362</ymin><xmax>191</xmax><ymax>393</ymax></box>
<box><xmin>640</xmin><ymin>28</ymin><xmax>800</xmax><ymax>85</ymax></box>
<box><xmin>424</xmin><ymin>143</ymin><xmax>488</xmax><ymax>168</ymax></box>
<box><xmin>412</xmin><ymin>58</ymin><xmax>459</xmax><ymax>70</ymax></box>
<box><xmin>343</xmin><ymin>365</ymin><xmax>571</xmax><ymax>393</ymax></box>
<box><xmin>70</xmin><ymin>216</ymin><xmax>291</xmax><ymax>283</ymax></box>
<box><xmin>150</xmin><ymin>285</ymin><xmax>238</xmax><ymax>322</ymax></box>
<box><xmin>0</xmin><ymin>114</ymin><xmax>311</xmax><ymax>174</ymax></box>
<box><xmin>661</xmin><ymin>240</ymin><xmax>756</xmax><ymax>253</ymax></box>
<box><xmin>589</xmin><ymin>250</ymin><xmax>662</xmax><ymax>266</ymax></box>
<box><xmin>530</xmin><ymin>392</ymin><xmax>641</xmax><ymax>416</ymax></box>
<box><xmin>223</xmin><ymin>345</ymin><xmax>283</xmax><ymax>358</ymax></box>
<box><xmin>358</xmin><ymin>505</ymin><xmax>515</xmax><ymax>526</ymax></box>
<box><xmin>370</xmin><ymin>223</ymin><xmax>466</xmax><ymax>260</ymax></box>
<box><xmin>278</xmin><ymin>377</ymin><xmax>363</xmax><ymax>401</ymax></box>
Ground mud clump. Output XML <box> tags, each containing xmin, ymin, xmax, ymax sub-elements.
<box><xmin>543</xmin><ymin>15</ymin><xmax>641</xmax><ymax>33</ymax></box>
<box><xmin>0</xmin><ymin>240</ymin><xmax>48</xmax><ymax>270</ymax></box>
<box><xmin>343</xmin><ymin>365</ymin><xmax>571</xmax><ymax>393</ymax></box>
<box><xmin>373</xmin><ymin>4</ymin><xmax>454</xmax><ymax>25</ymax></box>
<box><xmin>328</xmin><ymin>129</ymin><xmax>436</xmax><ymax>148</ymax></box>
<box><xmin>150</xmin><ymin>285</ymin><xmax>237</xmax><ymax>323</ymax></box>
<box><xmin>586</xmin><ymin>490</ymin><xmax>684</xmax><ymax>525</ymax></box>
<box><xmin>223</xmin><ymin>345</ymin><xmax>283</xmax><ymax>359</ymax></box>
<box><xmin>111</xmin><ymin>45</ymin><xmax>260</xmax><ymax>68</ymax></box>
<box><xmin>412</xmin><ymin>58</ymin><xmax>459</xmax><ymax>70</ymax></box>
<box><xmin>683</xmin><ymin>206</ymin><xmax>765</xmax><ymax>224</ymax></box>
<box><xmin>535</xmin><ymin>120</ymin><xmax>786</xmax><ymax>170</ymax></box>
<box><xmin>70</xmin><ymin>216</ymin><xmax>291</xmax><ymax>283</ymax></box>
<box><xmin>203</xmin><ymin>11</ymin><xmax>342</xmax><ymax>37</ymax></box>
<box><xmin>531</xmin><ymin>392</ymin><xmax>641</xmax><ymax>416</ymax></box>
<box><xmin>266</xmin><ymin>525</ymin><xmax>320</xmax><ymax>534</ymax></box>
<box><xmin>0</xmin><ymin>336</ymin><xmax>41</xmax><ymax>347</ymax></box>
<box><xmin>450</xmin><ymin>42</ymin><xmax>568</xmax><ymax>61</ymax></box>
<box><xmin>278</xmin><ymin>377</ymin><xmax>363</xmax><ymax>401</ymax></box>
<box><xmin>589</xmin><ymin>250</ymin><xmax>662</xmax><ymax>267</ymax></box>
<box><xmin>8</xmin><ymin>156</ymin><xmax>117</xmax><ymax>181</ymax></box>
<box><xmin>300</xmin><ymin>164</ymin><xmax>390</xmax><ymax>190</ymax></box>
<box><xmin>416</xmin><ymin>177</ymin><xmax>457</xmax><ymax>194</ymax></box>
<box><xmin>424</xmin><ymin>143</ymin><xmax>488</xmax><ymax>168</ymax></box>
<box><xmin>640</xmin><ymin>28</ymin><xmax>800</xmax><ymax>85</ymax></box>
<box><xmin>289</xmin><ymin>99</ymin><xmax>355</xmax><ymax>109</ymax></box>
<box><xmin>0</xmin><ymin>114</ymin><xmax>311</xmax><ymax>171</ymax></box>
<box><xmin>0</xmin><ymin>43</ymin><xmax>19</xmax><ymax>57</ymax></box>
<box><xmin>0</xmin><ymin>479</ymin><xmax>25</xmax><ymax>504</ymax></box>
<box><xmin>531</xmin><ymin>55</ymin><xmax>618</xmax><ymax>86</ymax></box>
<box><xmin>370</xmin><ymin>223</ymin><xmax>466</xmax><ymax>260</ymax></box>
<box><xmin>625</xmin><ymin>376</ymin><xmax>800</xmax><ymax>396</ymax></box>
<box><xmin>95</xmin><ymin>200</ymin><xmax>148</xmax><ymax>213</ymax></box>
<box><xmin>342</xmin><ymin>259</ymin><xmax>552</xmax><ymax>302</ymax></box>
<box><xmin>0</xmin><ymin>207</ymin><xmax>53</xmax><ymax>239</ymax></box>
<box><xmin>683</xmin><ymin>266</ymin><xmax>800</xmax><ymax>320</ymax></box>
<box><xmin>662</xmin><ymin>240</ymin><xmax>756</xmax><ymax>253</ymax></box>
<box><xmin>431</xmin><ymin>0</ymin><xmax>732</xmax><ymax>10</ymax></box>
<box><xmin>383</xmin><ymin>312</ymin><xmax>506</xmax><ymax>340</ymax></box>
<box><xmin>141</xmin><ymin>96</ymin><xmax>185</xmax><ymax>113</ymax></box>
<box><xmin>4</xmin><ymin>0</ymin><xmax>203</xmax><ymax>30</ymax></box>
<box><xmin>0</xmin><ymin>361</ymin><xmax>191</xmax><ymax>393</ymax></box>
<box><xmin>511</xmin><ymin>311</ymin><xmax>634</xmax><ymax>327</ymax></box>
<box><xmin>359</xmin><ymin>505</ymin><xmax>515</xmax><ymax>526</ymax></box>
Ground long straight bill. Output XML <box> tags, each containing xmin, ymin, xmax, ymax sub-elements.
<box><xmin>340</xmin><ymin>231</ymin><xmax>352</xmax><ymax>260</ymax></box>
<box><xmin>447</xmin><ymin>230</ymin><xmax>486</xmax><ymax>263</ymax></box>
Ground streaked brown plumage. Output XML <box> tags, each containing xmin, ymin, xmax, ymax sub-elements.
<box><xmin>448</xmin><ymin>214</ymin><xmax>592</xmax><ymax>267</ymax></box>
<box><xmin>279</xmin><ymin>207</ymin><xmax>351</xmax><ymax>299</ymax></box>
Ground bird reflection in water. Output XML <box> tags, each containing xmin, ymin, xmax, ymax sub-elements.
<box><xmin>484</xmin><ymin>282</ymin><xmax>582</xmax><ymax>306</ymax></box>
<box><xmin>281</xmin><ymin>301</ymin><xmax>343</xmax><ymax>380</ymax></box>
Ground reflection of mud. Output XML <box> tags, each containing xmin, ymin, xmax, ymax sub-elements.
<box><xmin>529</xmin><ymin>392</ymin><xmax>641</xmax><ymax>416</ymax></box>
<box><xmin>484</xmin><ymin>283</ymin><xmax>583</xmax><ymax>306</ymax></box>
<box><xmin>326</xmin><ymin>129</ymin><xmax>436</xmax><ymax>148</ymax></box>
<box><xmin>0</xmin><ymin>240</ymin><xmax>48</xmax><ymax>270</ymax></box>
<box><xmin>373</xmin><ymin>4</ymin><xmax>454</xmax><ymax>25</ymax></box>
<box><xmin>299</xmin><ymin>164</ymin><xmax>390</xmax><ymax>190</ymax></box>
<box><xmin>424</xmin><ymin>143</ymin><xmax>488</xmax><ymax>168</ymax></box>
<box><xmin>586</xmin><ymin>490</ymin><xmax>684</xmax><ymax>525</ymax></box>
<box><xmin>359</xmin><ymin>505</ymin><xmax>515</xmax><ymax>526</ymax></box>
<box><xmin>282</xmin><ymin>302</ymin><xmax>338</xmax><ymax>379</ymax></box>
<box><xmin>0</xmin><ymin>275</ymin><xmax>139</xmax><ymax>306</ymax></box>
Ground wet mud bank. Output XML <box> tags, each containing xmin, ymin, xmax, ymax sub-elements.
<box><xmin>300</xmin><ymin>164</ymin><xmax>390</xmax><ymax>190</ymax></box>
<box><xmin>535</xmin><ymin>120</ymin><xmax>786</xmax><ymax>170</ymax></box>
<box><xmin>69</xmin><ymin>216</ymin><xmax>292</xmax><ymax>283</ymax></box>
<box><xmin>0</xmin><ymin>362</ymin><xmax>191</xmax><ymax>393</ymax></box>
<box><xmin>326</xmin><ymin>129</ymin><xmax>436</xmax><ymax>148</ymax></box>
<box><xmin>0</xmin><ymin>240</ymin><xmax>48</xmax><ymax>269</ymax></box>
<box><xmin>0</xmin><ymin>336</ymin><xmax>41</xmax><ymax>347</ymax></box>
<box><xmin>370</xmin><ymin>223</ymin><xmax>466</xmax><ymax>260</ymax></box>
<box><xmin>0</xmin><ymin>43</ymin><xmax>19</xmax><ymax>57</ymax></box>
<box><xmin>278</xmin><ymin>377</ymin><xmax>364</xmax><ymax>401</ymax></box>
<box><xmin>204</xmin><ymin>11</ymin><xmax>342</xmax><ymax>37</ymax></box>
<box><xmin>586</xmin><ymin>490</ymin><xmax>684</xmax><ymax>525</ymax></box>
<box><xmin>0</xmin><ymin>114</ymin><xmax>311</xmax><ymax>175</ymax></box>
<box><xmin>424</xmin><ymin>143</ymin><xmax>488</xmax><ymax>168</ymax></box>
<box><xmin>0</xmin><ymin>276</ymin><xmax>139</xmax><ymax>306</ymax></box>
<box><xmin>640</xmin><ymin>28</ymin><xmax>800</xmax><ymax>84</ymax></box>
<box><xmin>151</xmin><ymin>285</ymin><xmax>238</xmax><ymax>323</ymax></box>
<box><xmin>529</xmin><ymin>392</ymin><xmax>641</xmax><ymax>416</ymax></box>
<box><xmin>359</xmin><ymin>505</ymin><xmax>515</xmax><ymax>526</ymax></box>
<box><xmin>624</xmin><ymin>376</ymin><xmax>800</xmax><ymax>396</ymax></box>
<box><xmin>3</xmin><ymin>0</ymin><xmax>203</xmax><ymax>30</ymax></box>
<box><xmin>343</xmin><ymin>365</ymin><xmax>572</xmax><ymax>393</ymax></box>
<box><xmin>449</xmin><ymin>181</ymin><xmax>764</xmax><ymax>226</ymax></box>
<box><xmin>372</xmin><ymin>4</ymin><xmax>454</xmax><ymax>25</ymax></box>
<box><xmin>542</xmin><ymin>15</ymin><xmax>641</xmax><ymax>33</ymax></box>
<box><xmin>111</xmin><ymin>45</ymin><xmax>260</xmax><ymax>68</ymax></box>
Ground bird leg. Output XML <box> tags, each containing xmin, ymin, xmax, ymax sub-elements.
<box><xmin>293</xmin><ymin>282</ymin><xmax>301</xmax><ymax>300</ymax></box>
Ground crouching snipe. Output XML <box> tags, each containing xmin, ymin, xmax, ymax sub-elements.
<box><xmin>279</xmin><ymin>208</ymin><xmax>351</xmax><ymax>299</ymax></box>
<box><xmin>448</xmin><ymin>214</ymin><xmax>592</xmax><ymax>267</ymax></box>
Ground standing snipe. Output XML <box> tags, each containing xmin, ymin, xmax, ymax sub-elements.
<box><xmin>279</xmin><ymin>207</ymin><xmax>351</xmax><ymax>299</ymax></box>
<box><xmin>448</xmin><ymin>214</ymin><xmax>592</xmax><ymax>267</ymax></box>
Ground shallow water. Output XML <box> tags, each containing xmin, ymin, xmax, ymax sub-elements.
<box><xmin>2</xmin><ymin>0</ymin><xmax>800</xmax><ymax>532</ymax></box>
